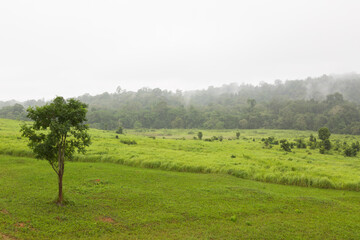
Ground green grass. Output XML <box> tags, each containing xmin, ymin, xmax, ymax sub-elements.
<box><xmin>1</xmin><ymin>155</ymin><xmax>360</xmax><ymax>239</ymax></box>
<box><xmin>2</xmin><ymin>119</ymin><xmax>360</xmax><ymax>191</ymax></box>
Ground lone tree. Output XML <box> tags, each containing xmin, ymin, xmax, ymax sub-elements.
<box><xmin>318</xmin><ymin>127</ymin><xmax>331</xmax><ymax>141</ymax></box>
<box><xmin>20</xmin><ymin>97</ymin><xmax>91</xmax><ymax>205</ymax></box>
<box><xmin>197</xmin><ymin>131</ymin><xmax>203</xmax><ymax>140</ymax></box>
<box><xmin>318</xmin><ymin>127</ymin><xmax>331</xmax><ymax>152</ymax></box>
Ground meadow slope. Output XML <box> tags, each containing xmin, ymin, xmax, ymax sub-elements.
<box><xmin>1</xmin><ymin>119</ymin><xmax>360</xmax><ymax>190</ymax></box>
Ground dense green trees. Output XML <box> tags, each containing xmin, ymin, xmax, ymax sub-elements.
<box><xmin>3</xmin><ymin>75</ymin><xmax>360</xmax><ymax>134</ymax></box>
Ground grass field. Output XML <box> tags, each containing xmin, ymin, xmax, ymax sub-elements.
<box><xmin>1</xmin><ymin>118</ymin><xmax>360</xmax><ymax>239</ymax></box>
<box><xmin>1</xmin><ymin>155</ymin><xmax>360</xmax><ymax>239</ymax></box>
<box><xmin>1</xmin><ymin>119</ymin><xmax>360</xmax><ymax>191</ymax></box>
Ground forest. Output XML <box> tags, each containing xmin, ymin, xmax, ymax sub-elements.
<box><xmin>2</xmin><ymin>74</ymin><xmax>360</xmax><ymax>134</ymax></box>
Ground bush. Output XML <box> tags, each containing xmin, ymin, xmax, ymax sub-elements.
<box><xmin>318</xmin><ymin>127</ymin><xmax>331</xmax><ymax>141</ymax></box>
<box><xmin>323</xmin><ymin>139</ymin><xmax>331</xmax><ymax>150</ymax></box>
<box><xmin>319</xmin><ymin>146</ymin><xmax>325</xmax><ymax>154</ymax></box>
<box><xmin>295</xmin><ymin>138</ymin><xmax>307</xmax><ymax>148</ymax></box>
<box><xmin>344</xmin><ymin>142</ymin><xmax>360</xmax><ymax>157</ymax></box>
<box><xmin>116</xmin><ymin>127</ymin><xmax>123</xmax><ymax>134</ymax></box>
<box><xmin>212</xmin><ymin>136</ymin><xmax>218</xmax><ymax>141</ymax></box>
<box><xmin>197</xmin><ymin>132</ymin><xmax>203</xmax><ymax>140</ymax></box>
<box><xmin>120</xmin><ymin>139</ymin><xmax>137</xmax><ymax>145</ymax></box>
<box><xmin>280</xmin><ymin>139</ymin><xmax>291</xmax><ymax>152</ymax></box>
<box><xmin>344</xmin><ymin>146</ymin><xmax>357</xmax><ymax>157</ymax></box>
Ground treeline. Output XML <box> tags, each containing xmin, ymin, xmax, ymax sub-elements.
<box><xmin>2</xmin><ymin>74</ymin><xmax>360</xmax><ymax>134</ymax></box>
<box><xmin>81</xmin><ymin>91</ymin><xmax>360</xmax><ymax>135</ymax></box>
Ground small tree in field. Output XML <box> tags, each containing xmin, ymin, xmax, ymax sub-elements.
<box><xmin>197</xmin><ymin>131</ymin><xmax>203</xmax><ymax>140</ymax></box>
<box><xmin>318</xmin><ymin>127</ymin><xmax>331</xmax><ymax>153</ymax></box>
<box><xmin>20</xmin><ymin>97</ymin><xmax>91</xmax><ymax>205</ymax></box>
<box><xmin>318</xmin><ymin>127</ymin><xmax>331</xmax><ymax>141</ymax></box>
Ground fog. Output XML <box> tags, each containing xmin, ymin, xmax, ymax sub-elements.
<box><xmin>1</xmin><ymin>0</ymin><xmax>360</xmax><ymax>101</ymax></box>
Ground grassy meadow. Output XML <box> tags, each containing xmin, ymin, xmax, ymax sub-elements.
<box><xmin>1</xmin><ymin>119</ymin><xmax>360</xmax><ymax>191</ymax></box>
<box><xmin>1</xmin><ymin>155</ymin><xmax>360</xmax><ymax>239</ymax></box>
<box><xmin>1</xmin><ymin>118</ymin><xmax>360</xmax><ymax>239</ymax></box>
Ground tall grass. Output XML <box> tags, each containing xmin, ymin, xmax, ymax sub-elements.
<box><xmin>1</xmin><ymin>118</ymin><xmax>360</xmax><ymax>191</ymax></box>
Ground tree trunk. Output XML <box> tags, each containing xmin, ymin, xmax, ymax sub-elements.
<box><xmin>58</xmin><ymin>172</ymin><xmax>63</xmax><ymax>204</ymax></box>
<box><xmin>57</xmin><ymin>145</ymin><xmax>65</xmax><ymax>205</ymax></box>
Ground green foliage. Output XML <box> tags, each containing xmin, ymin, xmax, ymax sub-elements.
<box><xmin>318</xmin><ymin>127</ymin><xmax>331</xmax><ymax>141</ymax></box>
<box><xmin>295</xmin><ymin>139</ymin><xmax>307</xmax><ymax>149</ymax></box>
<box><xmin>344</xmin><ymin>146</ymin><xmax>357</xmax><ymax>157</ymax></box>
<box><xmin>280</xmin><ymin>139</ymin><xmax>292</xmax><ymax>152</ymax></box>
<box><xmin>116</xmin><ymin>126</ymin><xmax>123</xmax><ymax>134</ymax></box>
<box><xmin>19</xmin><ymin>97</ymin><xmax>90</xmax><ymax>204</ymax></box>
<box><xmin>309</xmin><ymin>134</ymin><xmax>316</xmax><ymax>143</ymax></box>
<box><xmin>120</xmin><ymin>139</ymin><xmax>137</xmax><ymax>145</ymax></box>
<box><xmin>20</xmin><ymin>97</ymin><xmax>90</xmax><ymax>162</ymax></box>
<box><xmin>236</xmin><ymin>132</ymin><xmax>240</xmax><ymax>139</ymax></box>
<box><xmin>323</xmin><ymin>139</ymin><xmax>331</xmax><ymax>150</ymax></box>
<box><xmin>197</xmin><ymin>131</ymin><xmax>203</xmax><ymax>140</ymax></box>
<box><xmin>344</xmin><ymin>141</ymin><xmax>360</xmax><ymax>157</ymax></box>
<box><xmin>3</xmin><ymin>86</ymin><xmax>360</xmax><ymax>135</ymax></box>
<box><xmin>319</xmin><ymin>146</ymin><xmax>326</xmax><ymax>154</ymax></box>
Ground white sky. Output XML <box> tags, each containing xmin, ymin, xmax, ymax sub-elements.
<box><xmin>1</xmin><ymin>0</ymin><xmax>360</xmax><ymax>101</ymax></box>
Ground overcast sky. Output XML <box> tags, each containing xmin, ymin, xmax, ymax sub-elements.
<box><xmin>1</xmin><ymin>0</ymin><xmax>360</xmax><ymax>101</ymax></box>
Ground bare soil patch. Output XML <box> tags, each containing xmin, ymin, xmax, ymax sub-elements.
<box><xmin>0</xmin><ymin>209</ymin><xmax>9</xmax><ymax>214</ymax></box>
<box><xmin>98</xmin><ymin>216</ymin><xmax>115</xmax><ymax>223</ymax></box>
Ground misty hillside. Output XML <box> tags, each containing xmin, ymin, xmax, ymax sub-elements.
<box><xmin>2</xmin><ymin>74</ymin><xmax>360</xmax><ymax>134</ymax></box>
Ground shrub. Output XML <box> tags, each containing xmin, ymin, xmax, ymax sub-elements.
<box><xmin>309</xmin><ymin>134</ymin><xmax>316</xmax><ymax>143</ymax></box>
<box><xmin>344</xmin><ymin>146</ymin><xmax>357</xmax><ymax>157</ymax></box>
<box><xmin>295</xmin><ymin>138</ymin><xmax>307</xmax><ymax>148</ymax></box>
<box><xmin>280</xmin><ymin>139</ymin><xmax>291</xmax><ymax>152</ymax></box>
<box><xmin>211</xmin><ymin>136</ymin><xmax>218</xmax><ymax>141</ymax></box>
<box><xmin>116</xmin><ymin>127</ymin><xmax>123</xmax><ymax>134</ymax></box>
<box><xmin>323</xmin><ymin>139</ymin><xmax>331</xmax><ymax>150</ymax></box>
<box><xmin>319</xmin><ymin>146</ymin><xmax>325</xmax><ymax>154</ymax></box>
<box><xmin>120</xmin><ymin>139</ymin><xmax>137</xmax><ymax>145</ymax></box>
<box><xmin>318</xmin><ymin>127</ymin><xmax>331</xmax><ymax>141</ymax></box>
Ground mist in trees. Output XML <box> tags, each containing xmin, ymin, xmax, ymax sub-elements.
<box><xmin>3</xmin><ymin>74</ymin><xmax>360</xmax><ymax>134</ymax></box>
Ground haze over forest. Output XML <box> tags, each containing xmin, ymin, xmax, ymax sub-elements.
<box><xmin>2</xmin><ymin>73</ymin><xmax>360</xmax><ymax>135</ymax></box>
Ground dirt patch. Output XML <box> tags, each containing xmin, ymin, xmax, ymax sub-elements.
<box><xmin>98</xmin><ymin>216</ymin><xmax>115</xmax><ymax>223</ymax></box>
<box><xmin>0</xmin><ymin>233</ymin><xmax>17</xmax><ymax>240</ymax></box>
<box><xmin>0</xmin><ymin>209</ymin><xmax>9</xmax><ymax>214</ymax></box>
<box><xmin>15</xmin><ymin>222</ymin><xmax>26</xmax><ymax>228</ymax></box>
